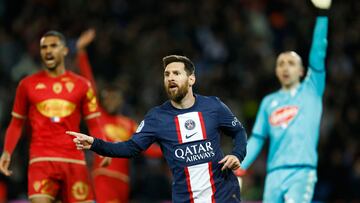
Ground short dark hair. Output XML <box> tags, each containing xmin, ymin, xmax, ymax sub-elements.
<box><xmin>42</xmin><ymin>30</ymin><xmax>66</xmax><ymax>45</ymax></box>
<box><xmin>163</xmin><ymin>55</ymin><xmax>195</xmax><ymax>75</ymax></box>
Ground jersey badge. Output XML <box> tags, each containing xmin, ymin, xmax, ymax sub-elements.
<box><xmin>270</xmin><ymin>100</ymin><xmax>278</xmax><ymax>108</ymax></box>
<box><xmin>65</xmin><ymin>82</ymin><xmax>74</xmax><ymax>92</ymax></box>
<box><xmin>52</xmin><ymin>82</ymin><xmax>63</xmax><ymax>94</ymax></box>
<box><xmin>184</xmin><ymin>119</ymin><xmax>196</xmax><ymax>130</ymax></box>
<box><xmin>35</xmin><ymin>83</ymin><xmax>46</xmax><ymax>90</ymax></box>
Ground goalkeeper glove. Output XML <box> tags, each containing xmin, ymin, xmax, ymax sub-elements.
<box><xmin>311</xmin><ymin>0</ymin><xmax>332</xmax><ymax>9</ymax></box>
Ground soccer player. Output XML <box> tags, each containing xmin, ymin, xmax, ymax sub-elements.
<box><xmin>0</xmin><ymin>30</ymin><xmax>104</xmax><ymax>203</ymax></box>
<box><xmin>68</xmin><ymin>54</ymin><xmax>248</xmax><ymax>203</ymax></box>
<box><xmin>236</xmin><ymin>0</ymin><xmax>331</xmax><ymax>202</ymax></box>
<box><xmin>76</xmin><ymin>29</ymin><xmax>162</xmax><ymax>203</ymax></box>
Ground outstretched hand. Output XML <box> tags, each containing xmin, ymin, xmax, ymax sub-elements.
<box><xmin>76</xmin><ymin>28</ymin><xmax>96</xmax><ymax>51</ymax></box>
<box><xmin>66</xmin><ymin>131</ymin><xmax>94</xmax><ymax>150</ymax></box>
<box><xmin>311</xmin><ymin>0</ymin><xmax>332</xmax><ymax>9</ymax></box>
<box><xmin>218</xmin><ymin>155</ymin><xmax>240</xmax><ymax>171</ymax></box>
<box><xmin>0</xmin><ymin>151</ymin><xmax>12</xmax><ymax>176</ymax></box>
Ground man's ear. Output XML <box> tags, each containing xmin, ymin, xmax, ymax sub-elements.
<box><xmin>189</xmin><ymin>74</ymin><xmax>196</xmax><ymax>86</ymax></box>
<box><xmin>63</xmin><ymin>47</ymin><xmax>69</xmax><ymax>56</ymax></box>
<box><xmin>300</xmin><ymin>66</ymin><xmax>305</xmax><ymax>77</ymax></box>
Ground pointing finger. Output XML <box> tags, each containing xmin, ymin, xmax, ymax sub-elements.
<box><xmin>66</xmin><ymin>131</ymin><xmax>82</xmax><ymax>137</ymax></box>
<box><xmin>218</xmin><ymin>156</ymin><xmax>228</xmax><ymax>164</ymax></box>
<box><xmin>66</xmin><ymin>131</ymin><xmax>88</xmax><ymax>141</ymax></box>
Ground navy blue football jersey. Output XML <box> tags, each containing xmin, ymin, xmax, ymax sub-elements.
<box><xmin>131</xmin><ymin>95</ymin><xmax>247</xmax><ymax>203</ymax></box>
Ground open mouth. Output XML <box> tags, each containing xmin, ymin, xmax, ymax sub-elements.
<box><xmin>169</xmin><ymin>83</ymin><xmax>178</xmax><ymax>91</ymax></box>
<box><xmin>46</xmin><ymin>54</ymin><xmax>54</xmax><ymax>60</ymax></box>
<box><xmin>44</xmin><ymin>55</ymin><xmax>55</xmax><ymax>65</ymax></box>
<box><xmin>282</xmin><ymin>73</ymin><xmax>290</xmax><ymax>79</ymax></box>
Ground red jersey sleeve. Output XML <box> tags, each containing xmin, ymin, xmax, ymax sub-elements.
<box><xmin>3</xmin><ymin>80</ymin><xmax>28</xmax><ymax>155</ymax></box>
<box><xmin>12</xmin><ymin>80</ymin><xmax>29</xmax><ymax>118</ymax></box>
<box><xmin>82</xmin><ymin>82</ymin><xmax>100</xmax><ymax>118</ymax></box>
<box><xmin>82</xmin><ymin>82</ymin><xmax>105</xmax><ymax>139</ymax></box>
<box><xmin>3</xmin><ymin>117</ymin><xmax>25</xmax><ymax>155</ymax></box>
<box><xmin>77</xmin><ymin>51</ymin><xmax>97</xmax><ymax>93</ymax></box>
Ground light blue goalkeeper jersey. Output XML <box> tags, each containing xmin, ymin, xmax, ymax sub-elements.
<box><xmin>241</xmin><ymin>16</ymin><xmax>328</xmax><ymax>172</ymax></box>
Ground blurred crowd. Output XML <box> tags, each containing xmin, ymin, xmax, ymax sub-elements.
<box><xmin>0</xmin><ymin>0</ymin><xmax>359</xmax><ymax>202</ymax></box>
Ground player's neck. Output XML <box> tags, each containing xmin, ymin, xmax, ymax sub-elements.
<box><xmin>170</xmin><ymin>91</ymin><xmax>195</xmax><ymax>109</ymax></box>
<box><xmin>45</xmin><ymin>65</ymin><xmax>66</xmax><ymax>77</ymax></box>
<box><xmin>281</xmin><ymin>82</ymin><xmax>300</xmax><ymax>91</ymax></box>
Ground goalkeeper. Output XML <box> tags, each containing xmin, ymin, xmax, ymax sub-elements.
<box><xmin>237</xmin><ymin>0</ymin><xmax>331</xmax><ymax>202</ymax></box>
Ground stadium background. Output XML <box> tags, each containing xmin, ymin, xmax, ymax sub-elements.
<box><xmin>0</xmin><ymin>0</ymin><xmax>359</xmax><ymax>202</ymax></box>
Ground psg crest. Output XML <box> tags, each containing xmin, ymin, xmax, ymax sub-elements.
<box><xmin>184</xmin><ymin>119</ymin><xmax>196</xmax><ymax>130</ymax></box>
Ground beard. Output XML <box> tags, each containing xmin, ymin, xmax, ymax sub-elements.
<box><xmin>45</xmin><ymin>64</ymin><xmax>57</xmax><ymax>70</ymax></box>
<box><xmin>165</xmin><ymin>81</ymin><xmax>189</xmax><ymax>103</ymax></box>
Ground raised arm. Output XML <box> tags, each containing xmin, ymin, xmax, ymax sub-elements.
<box><xmin>305</xmin><ymin>0</ymin><xmax>331</xmax><ymax>95</ymax></box>
<box><xmin>76</xmin><ymin>29</ymin><xmax>97</xmax><ymax>93</ymax></box>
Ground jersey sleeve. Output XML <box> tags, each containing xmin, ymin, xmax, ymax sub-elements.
<box><xmin>81</xmin><ymin>81</ymin><xmax>101</xmax><ymax>120</ymax></box>
<box><xmin>91</xmin><ymin>138</ymin><xmax>142</xmax><ymax>158</ymax></box>
<box><xmin>3</xmin><ymin>117</ymin><xmax>25</xmax><ymax>155</ymax></box>
<box><xmin>76</xmin><ymin>51</ymin><xmax>97</xmax><ymax>93</ymax></box>
<box><xmin>240</xmin><ymin>135</ymin><xmax>266</xmax><ymax>170</ymax></box>
<box><xmin>251</xmin><ymin>98</ymin><xmax>269</xmax><ymax>139</ymax></box>
<box><xmin>241</xmin><ymin>98</ymin><xmax>269</xmax><ymax>170</ymax></box>
<box><xmin>3</xmin><ymin>80</ymin><xmax>28</xmax><ymax>155</ymax></box>
<box><xmin>130</xmin><ymin>110</ymin><xmax>158</xmax><ymax>150</ymax></box>
<box><xmin>80</xmin><ymin>81</ymin><xmax>105</xmax><ymax>138</ymax></box>
<box><xmin>12</xmin><ymin>80</ymin><xmax>29</xmax><ymax>119</ymax></box>
<box><xmin>304</xmin><ymin>16</ymin><xmax>329</xmax><ymax>96</ymax></box>
<box><xmin>90</xmin><ymin>111</ymin><xmax>159</xmax><ymax>157</ymax></box>
<box><xmin>215</xmin><ymin>97</ymin><xmax>247</xmax><ymax>161</ymax></box>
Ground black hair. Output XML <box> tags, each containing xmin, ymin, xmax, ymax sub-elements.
<box><xmin>42</xmin><ymin>30</ymin><xmax>66</xmax><ymax>45</ymax></box>
<box><xmin>162</xmin><ymin>55</ymin><xmax>195</xmax><ymax>76</ymax></box>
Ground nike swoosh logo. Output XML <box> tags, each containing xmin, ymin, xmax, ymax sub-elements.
<box><xmin>185</xmin><ymin>132</ymin><xmax>197</xmax><ymax>139</ymax></box>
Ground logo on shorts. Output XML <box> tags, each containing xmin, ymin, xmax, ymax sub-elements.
<box><xmin>33</xmin><ymin>179</ymin><xmax>56</xmax><ymax>195</ymax></box>
<box><xmin>72</xmin><ymin>181</ymin><xmax>89</xmax><ymax>200</ymax></box>
<box><xmin>184</xmin><ymin>119</ymin><xmax>196</xmax><ymax>130</ymax></box>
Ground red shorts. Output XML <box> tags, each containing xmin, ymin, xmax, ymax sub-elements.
<box><xmin>93</xmin><ymin>174</ymin><xmax>129</xmax><ymax>203</ymax></box>
<box><xmin>28</xmin><ymin>161</ymin><xmax>94</xmax><ymax>202</ymax></box>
